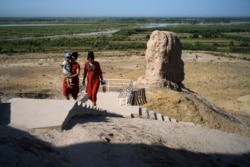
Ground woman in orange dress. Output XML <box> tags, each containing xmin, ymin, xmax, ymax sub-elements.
<box><xmin>82</xmin><ymin>51</ymin><xmax>104</xmax><ymax>106</ymax></box>
<box><xmin>63</xmin><ymin>52</ymin><xmax>80</xmax><ymax>100</ymax></box>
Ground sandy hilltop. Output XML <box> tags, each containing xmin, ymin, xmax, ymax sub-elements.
<box><xmin>0</xmin><ymin>51</ymin><xmax>250</xmax><ymax>166</ymax></box>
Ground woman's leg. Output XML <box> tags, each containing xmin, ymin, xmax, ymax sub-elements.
<box><xmin>86</xmin><ymin>84</ymin><xmax>92</xmax><ymax>101</ymax></box>
<box><xmin>91</xmin><ymin>81</ymin><xmax>100</xmax><ymax>106</ymax></box>
<box><xmin>63</xmin><ymin>78</ymin><xmax>70</xmax><ymax>100</ymax></box>
<box><xmin>65</xmin><ymin>95</ymin><xmax>70</xmax><ymax>100</ymax></box>
<box><xmin>71</xmin><ymin>85</ymin><xmax>79</xmax><ymax>100</ymax></box>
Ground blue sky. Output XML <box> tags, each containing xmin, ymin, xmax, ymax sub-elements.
<box><xmin>0</xmin><ymin>0</ymin><xmax>249</xmax><ymax>17</ymax></box>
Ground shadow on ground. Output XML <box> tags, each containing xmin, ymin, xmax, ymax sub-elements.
<box><xmin>1</xmin><ymin>125</ymin><xmax>249</xmax><ymax>167</ymax></box>
<box><xmin>62</xmin><ymin>94</ymin><xmax>124</xmax><ymax>130</ymax></box>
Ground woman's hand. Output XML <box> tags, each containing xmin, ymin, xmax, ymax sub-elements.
<box><xmin>101</xmin><ymin>80</ymin><xmax>106</xmax><ymax>85</ymax></box>
<box><xmin>66</xmin><ymin>73</ymin><xmax>72</xmax><ymax>78</ymax></box>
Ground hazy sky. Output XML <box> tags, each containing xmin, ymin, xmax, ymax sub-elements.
<box><xmin>0</xmin><ymin>0</ymin><xmax>249</xmax><ymax>17</ymax></box>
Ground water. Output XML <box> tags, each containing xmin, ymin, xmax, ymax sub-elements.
<box><xmin>3</xmin><ymin>29</ymin><xmax>119</xmax><ymax>40</ymax></box>
<box><xmin>1</xmin><ymin>21</ymin><xmax>249</xmax><ymax>40</ymax></box>
<box><xmin>144</xmin><ymin>23</ymin><xmax>185</xmax><ymax>28</ymax></box>
<box><xmin>143</xmin><ymin>21</ymin><xmax>250</xmax><ymax>28</ymax></box>
<box><xmin>75</xmin><ymin>29</ymin><xmax>118</xmax><ymax>36</ymax></box>
<box><xmin>0</xmin><ymin>24</ymin><xmax>71</xmax><ymax>27</ymax></box>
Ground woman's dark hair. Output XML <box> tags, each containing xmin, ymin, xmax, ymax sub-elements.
<box><xmin>87</xmin><ymin>51</ymin><xmax>95</xmax><ymax>60</ymax></box>
<box><xmin>71</xmin><ymin>52</ymin><xmax>79</xmax><ymax>59</ymax></box>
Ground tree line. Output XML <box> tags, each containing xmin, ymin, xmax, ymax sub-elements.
<box><xmin>0</xmin><ymin>22</ymin><xmax>249</xmax><ymax>55</ymax></box>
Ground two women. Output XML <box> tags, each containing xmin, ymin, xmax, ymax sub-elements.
<box><xmin>63</xmin><ymin>51</ymin><xmax>104</xmax><ymax>106</ymax></box>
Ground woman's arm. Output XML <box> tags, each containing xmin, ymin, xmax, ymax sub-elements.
<box><xmin>82</xmin><ymin>62</ymin><xmax>87</xmax><ymax>85</ymax></box>
<box><xmin>72</xmin><ymin>68</ymin><xmax>80</xmax><ymax>77</ymax></box>
<box><xmin>97</xmin><ymin>62</ymin><xmax>104</xmax><ymax>81</ymax></box>
<box><xmin>69</xmin><ymin>63</ymin><xmax>80</xmax><ymax>78</ymax></box>
<box><xmin>99</xmin><ymin>73</ymin><xmax>104</xmax><ymax>81</ymax></box>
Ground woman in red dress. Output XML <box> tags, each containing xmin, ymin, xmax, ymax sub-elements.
<box><xmin>63</xmin><ymin>52</ymin><xmax>80</xmax><ymax>100</ymax></box>
<box><xmin>82</xmin><ymin>51</ymin><xmax>104</xmax><ymax>106</ymax></box>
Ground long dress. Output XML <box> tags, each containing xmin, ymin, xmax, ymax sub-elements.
<box><xmin>84</xmin><ymin>61</ymin><xmax>102</xmax><ymax>102</ymax></box>
<box><xmin>63</xmin><ymin>62</ymin><xmax>80</xmax><ymax>100</ymax></box>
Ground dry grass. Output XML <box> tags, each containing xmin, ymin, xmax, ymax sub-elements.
<box><xmin>0</xmin><ymin>51</ymin><xmax>250</xmax><ymax>136</ymax></box>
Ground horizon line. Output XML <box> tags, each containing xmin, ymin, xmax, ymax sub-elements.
<box><xmin>0</xmin><ymin>16</ymin><xmax>250</xmax><ymax>19</ymax></box>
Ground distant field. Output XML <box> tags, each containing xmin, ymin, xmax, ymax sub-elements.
<box><xmin>0</xmin><ymin>17</ymin><xmax>249</xmax><ymax>59</ymax></box>
<box><xmin>224</xmin><ymin>32</ymin><xmax>250</xmax><ymax>38</ymax></box>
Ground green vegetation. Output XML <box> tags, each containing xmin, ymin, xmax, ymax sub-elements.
<box><xmin>0</xmin><ymin>17</ymin><xmax>249</xmax><ymax>58</ymax></box>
